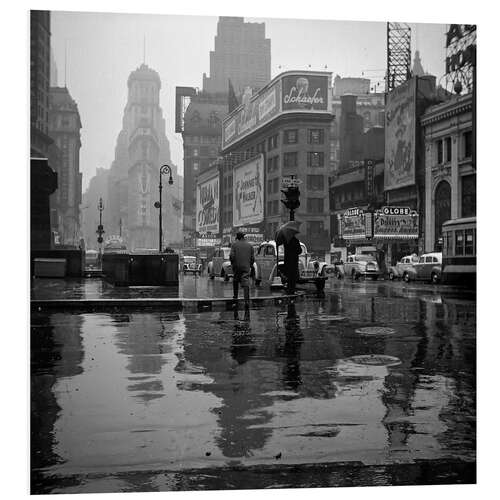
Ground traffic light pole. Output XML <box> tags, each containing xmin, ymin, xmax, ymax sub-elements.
<box><xmin>96</xmin><ymin>197</ymin><xmax>105</xmax><ymax>268</ymax></box>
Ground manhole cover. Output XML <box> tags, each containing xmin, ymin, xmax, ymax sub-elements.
<box><xmin>317</xmin><ymin>315</ymin><xmax>347</xmax><ymax>322</ymax></box>
<box><xmin>343</xmin><ymin>354</ymin><xmax>402</xmax><ymax>367</ymax></box>
<box><xmin>355</xmin><ymin>326</ymin><xmax>396</xmax><ymax>336</ymax></box>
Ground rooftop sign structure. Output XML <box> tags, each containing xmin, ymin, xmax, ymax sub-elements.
<box><xmin>222</xmin><ymin>71</ymin><xmax>332</xmax><ymax>151</ymax></box>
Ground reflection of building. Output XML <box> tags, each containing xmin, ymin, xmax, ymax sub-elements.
<box><xmin>48</xmin><ymin>87</ymin><xmax>82</xmax><ymax>246</ymax></box>
<box><xmin>177</xmin><ymin>17</ymin><xmax>271</xmax><ymax>247</ymax></box>
<box><xmin>105</xmin><ymin>64</ymin><xmax>181</xmax><ymax>250</ymax></box>
<box><xmin>202</xmin><ymin>17</ymin><xmax>271</xmax><ymax>96</ymax></box>
<box><xmin>220</xmin><ymin>71</ymin><xmax>334</xmax><ymax>254</ymax></box>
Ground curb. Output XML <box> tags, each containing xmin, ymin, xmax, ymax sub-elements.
<box><xmin>31</xmin><ymin>291</ymin><xmax>305</xmax><ymax>313</ymax></box>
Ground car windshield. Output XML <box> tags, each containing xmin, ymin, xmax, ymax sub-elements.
<box><xmin>184</xmin><ymin>256</ymin><xmax>195</xmax><ymax>262</ymax></box>
<box><xmin>355</xmin><ymin>255</ymin><xmax>374</xmax><ymax>262</ymax></box>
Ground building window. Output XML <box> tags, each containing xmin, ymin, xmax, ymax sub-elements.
<box><xmin>257</xmin><ymin>141</ymin><xmax>266</xmax><ymax>153</ymax></box>
<box><xmin>308</xmin><ymin>220</ymin><xmax>324</xmax><ymax>234</ymax></box>
<box><xmin>283</xmin><ymin>152</ymin><xmax>298</xmax><ymax>168</ymax></box>
<box><xmin>284</xmin><ymin>129</ymin><xmax>298</xmax><ymax>144</ymax></box>
<box><xmin>268</xmin><ymin>134</ymin><xmax>278</xmax><ymax>150</ymax></box>
<box><xmin>267</xmin><ymin>156</ymin><xmax>279</xmax><ymax>173</ymax></box>
<box><xmin>461</xmin><ymin>174</ymin><xmax>476</xmax><ymax>217</ymax></box>
<box><xmin>465</xmin><ymin>228</ymin><xmax>474</xmax><ymax>256</ymax></box>
<box><xmin>307</xmin><ymin>198</ymin><xmax>324</xmax><ymax>213</ymax></box>
<box><xmin>436</xmin><ymin>140</ymin><xmax>443</xmax><ymax>164</ymax></box>
<box><xmin>445</xmin><ymin>137</ymin><xmax>452</xmax><ymax>163</ymax></box>
<box><xmin>267</xmin><ymin>179</ymin><xmax>273</xmax><ymax>194</ymax></box>
<box><xmin>307</xmin><ymin>152</ymin><xmax>324</xmax><ymax>168</ymax></box>
<box><xmin>308</xmin><ymin>129</ymin><xmax>324</xmax><ymax>144</ymax></box>
<box><xmin>455</xmin><ymin>230</ymin><xmax>464</xmax><ymax>256</ymax></box>
<box><xmin>462</xmin><ymin>130</ymin><xmax>473</xmax><ymax>159</ymax></box>
<box><xmin>307</xmin><ymin>175</ymin><xmax>324</xmax><ymax>191</ymax></box>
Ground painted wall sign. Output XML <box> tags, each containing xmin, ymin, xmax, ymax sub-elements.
<box><xmin>233</xmin><ymin>155</ymin><xmax>264</xmax><ymax>227</ymax></box>
<box><xmin>385</xmin><ymin>78</ymin><xmax>416</xmax><ymax>191</ymax></box>
<box><xmin>196</xmin><ymin>174</ymin><xmax>219</xmax><ymax>234</ymax></box>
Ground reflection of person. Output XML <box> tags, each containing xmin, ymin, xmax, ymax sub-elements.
<box><xmin>230</xmin><ymin>231</ymin><xmax>255</xmax><ymax>306</ymax></box>
<box><xmin>231</xmin><ymin>308</ymin><xmax>254</xmax><ymax>364</ymax></box>
<box><xmin>283</xmin><ymin>235</ymin><xmax>302</xmax><ymax>294</ymax></box>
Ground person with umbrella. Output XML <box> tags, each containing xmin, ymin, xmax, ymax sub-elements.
<box><xmin>276</xmin><ymin>220</ymin><xmax>302</xmax><ymax>294</ymax></box>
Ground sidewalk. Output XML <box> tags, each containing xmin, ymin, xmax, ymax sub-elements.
<box><xmin>31</xmin><ymin>276</ymin><xmax>302</xmax><ymax>311</ymax></box>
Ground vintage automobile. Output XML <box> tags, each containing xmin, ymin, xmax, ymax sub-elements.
<box><xmin>403</xmin><ymin>252</ymin><xmax>442</xmax><ymax>284</ymax></box>
<box><xmin>182</xmin><ymin>255</ymin><xmax>202</xmax><ymax>275</ymax></box>
<box><xmin>208</xmin><ymin>247</ymin><xmax>233</xmax><ymax>281</ymax></box>
<box><xmin>388</xmin><ymin>254</ymin><xmax>419</xmax><ymax>280</ymax></box>
<box><xmin>344</xmin><ymin>254</ymin><xmax>381</xmax><ymax>280</ymax></box>
<box><xmin>253</xmin><ymin>240</ymin><xmax>328</xmax><ymax>291</ymax></box>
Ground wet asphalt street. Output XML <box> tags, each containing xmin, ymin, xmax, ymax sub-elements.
<box><xmin>30</xmin><ymin>277</ymin><xmax>476</xmax><ymax>493</ymax></box>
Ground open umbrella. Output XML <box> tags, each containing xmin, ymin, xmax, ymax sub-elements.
<box><xmin>276</xmin><ymin>220</ymin><xmax>302</xmax><ymax>244</ymax></box>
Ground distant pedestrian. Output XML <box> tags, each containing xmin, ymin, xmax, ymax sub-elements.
<box><xmin>230</xmin><ymin>231</ymin><xmax>255</xmax><ymax>306</ymax></box>
<box><xmin>283</xmin><ymin>234</ymin><xmax>302</xmax><ymax>294</ymax></box>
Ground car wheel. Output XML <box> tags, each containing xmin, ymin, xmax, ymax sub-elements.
<box><xmin>431</xmin><ymin>272</ymin><xmax>439</xmax><ymax>284</ymax></box>
<box><xmin>209</xmin><ymin>273</ymin><xmax>214</xmax><ymax>280</ymax></box>
<box><xmin>403</xmin><ymin>272</ymin><xmax>410</xmax><ymax>283</ymax></box>
<box><xmin>222</xmin><ymin>270</ymin><xmax>229</xmax><ymax>282</ymax></box>
<box><xmin>389</xmin><ymin>271</ymin><xmax>395</xmax><ymax>280</ymax></box>
<box><xmin>315</xmin><ymin>279</ymin><xmax>326</xmax><ymax>292</ymax></box>
<box><xmin>255</xmin><ymin>278</ymin><xmax>261</xmax><ymax>286</ymax></box>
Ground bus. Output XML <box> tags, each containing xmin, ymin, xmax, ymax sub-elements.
<box><xmin>441</xmin><ymin>216</ymin><xmax>476</xmax><ymax>287</ymax></box>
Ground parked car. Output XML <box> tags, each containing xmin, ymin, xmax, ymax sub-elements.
<box><xmin>388</xmin><ymin>254</ymin><xmax>419</xmax><ymax>280</ymax></box>
<box><xmin>182</xmin><ymin>255</ymin><xmax>202</xmax><ymax>275</ymax></box>
<box><xmin>208</xmin><ymin>247</ymin><xmax>233</xmax><ymax>281</ymax></box>
<box><xmin>253</xmin><ymin>240</ymin><xmax>328</xmax><ymax>291</ymax></box>
<box><xmin>344</xmin><ymin>254</ymin><xmax>381</xmax><ymax>280</ymax></box>
<box><xmin>403</xmin><ymin>252</ymin><xmax>442</xmax><ymax>284</ymax></box>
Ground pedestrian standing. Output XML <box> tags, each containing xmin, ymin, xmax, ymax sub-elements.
<box><xmin>283</xmin><ymin>234</ymin><xmax>302</xmax><ymax>294</ymax></box>
<box><xmin>230</xmin><ymin>231</ymin><xmax>255</xmax><ymax>307</ymax></box>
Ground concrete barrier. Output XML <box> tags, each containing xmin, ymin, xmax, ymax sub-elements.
<box><xmin>31</xmin><ymin>249</ymin><xmax>84</xmax><ymax>278</ymax></box>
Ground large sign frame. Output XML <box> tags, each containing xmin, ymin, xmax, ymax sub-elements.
<box><xmin>384</xmin><ymin>78</ymin><xmax>417</xmax><ymax>191</ymax></box>
<box><xmin>196</xmin><ymin>174</ymin><xmax>219</xmax><ymax>234</ymax></box>
<box><xmin>222</xmin><ymin>71</ymin><xmax>332</xmax><ymax>150</ymax></box>
<box><xmin>373</xmin><ymin>206</ymin><xmax>419</xmax><ymax>239</ymax></box>
<box><xmin>233</xmin><ymin>155</ymin><xmax>265</xmax><ymax>228</ymax></box>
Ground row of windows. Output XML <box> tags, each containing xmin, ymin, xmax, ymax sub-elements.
<box><xmin>243</xmin><ymin>128</ymin><xmax>327</xmax><ymax>156</ymax></box>
<box><xmin>266</xmin><ymin>152</ymin><xmax>325</xmax><ymax>170</ymax></box>
<box><xmin>435</xmin><ymin>130</ymin><xmax>472</xmax><ymax>164</ymax></box>
<box><xmin>444</xmin><ymin>228</ymin><xmax>475</xmax><ymax>256</ymax></box>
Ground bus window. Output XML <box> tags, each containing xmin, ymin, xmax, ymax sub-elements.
<box><xmin>455</xmin><ymin>230</ymin><xmax>464</xmax><ymax>255</ymax></box>
<box><xmin>465</xmin><ymin>229</ymin><xmax>474</xmax><ymax>255</ymax></box>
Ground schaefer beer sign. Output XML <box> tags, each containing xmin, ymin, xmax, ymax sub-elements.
<box><xmin>282</xmin><ymin>74</ymin><xmax>329</xmax><ymax>111</ymax></box>
<box><xmin>373</xmin><ymin>206</ymin><xmax>419</xmax><ymax>239</ymax></box>
<box><xmin>196</xmin><ymin>175</ymin><xmax>219</xmax><ymax>233</ymax></box>
<box><xmin>233</xmin><ymin>155</ymin><xmax>264</xmax><ymax>227</ymax></box>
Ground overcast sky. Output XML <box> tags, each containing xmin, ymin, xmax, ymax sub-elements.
<box><xmin>50</xmin><ymin>11</ymin><xmax>447</xmax><ymax>189</ymax></box>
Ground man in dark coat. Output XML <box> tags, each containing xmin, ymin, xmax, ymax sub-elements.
<box><xmin>283</xmin><ymin>234</ymin><xmax>302</xmax><ymax>294</ymax></box>
<box><xmin>230</xmin><ymin>231</ymin><xmax>255</xmax><ymax>306</ymax></box>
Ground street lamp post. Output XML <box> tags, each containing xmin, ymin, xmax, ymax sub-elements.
<box><xmin>154</xmin><ymin>164</ymin><xmax>174</xmax><ymax>253</ymax></box>
<box><xmin>96</xmin><ymin>197</ymin><xmax>105</xmax><ymax>267</ymax></box>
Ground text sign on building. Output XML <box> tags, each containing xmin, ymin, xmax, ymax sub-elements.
<box><xmin>281</xmin><ymin>74</ymin><xmax>329</xmax><ymax>112</ymax></box>
<box><xmin>196</xmin><ymin>174</ymin><xmax>219</xmax><ymax>234</ymax></box>
<box><xmin>222</xmin><ymin>82</ymin><xmax>280</xmax><ymax>149</ymax></box>
<box><xmin>233</xmin><ymin>154</ymin><xmax>264</xmax><ymax>227</ymax></box>
<box><xmin>373</xmin><ymin>206</ymin><xmax>419</xmax><ymax>239</ymax></box>
<box><xmin>385</xmin><ymin>78</ymin><xmax>416</xmax><ymax>191</ymax></box>
<box><xmin>341</xmin><ymin>207</ymin><xmax>368</xmax><ymax>240</ymax></box>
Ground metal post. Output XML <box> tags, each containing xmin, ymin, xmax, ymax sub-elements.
<box><xmin>159</xmin><ymin>173</ymin><xmax>163</xmax><ymax>253</ymax></box>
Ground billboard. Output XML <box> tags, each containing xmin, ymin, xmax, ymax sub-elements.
<box><xmin>340</xmin><ymin>208</ymin><xmax>370</xmax><ymax>241</ymax></box>
<box><xmin>196</xmin><ymin>174</ymin><xmax>219</xmax><ymax>234</ymax></box>
<box><xmin>384</xmin><ymin>78</ymin><xmax>416</xmax><ymax>191</ymax></box>
<box><xmin>233</xmin><ymin>155</ymin><xmax>264</xmax><ymax>227</ymax></box>
<box><xmin>222</xmin><ymin>71</ymin><xmax>332</xmax><ymax>150</ymax></box>
<box><xmin>282</xmin><ymin>74</ymin><xmax>329</xmax><ymax>111</ymax></box>
<box><xmin>373</xmin><ymin>206</ymin><xmax>419</xmax><ymax>239</ymax></box>
<box><xmin>222</xmin><ymin>82</ymin><xmax>280</xmax><ymax>149</ymax></box>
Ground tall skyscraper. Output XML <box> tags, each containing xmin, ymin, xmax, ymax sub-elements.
<box><xmin>202</xmin><ymin>17</ymin><xmax>271</xmax><ymax>95</ymax></box>
<box><xmin>48</xmin><ymin>87</ymin><xmax>83</xmax><ymax>246</ymax></box>
<box><xmin>178</xmin><ymin>16</ymin><xmax>271</xmax><ymax>245</ymax></box>
<box><xmin>106</xmin><ymin>63</ymin><xmax>182</xmax><ymax>250</ymax></box>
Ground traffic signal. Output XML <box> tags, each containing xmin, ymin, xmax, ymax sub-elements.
<box><xmin>280</xmin><ymin>186</ymin><xmax>301</xmax><ymax>210</ymax></box>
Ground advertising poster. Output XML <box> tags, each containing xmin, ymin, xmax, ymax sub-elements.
<box><xmin>233</xmin><ymin>155</ymin><xmax>264</xmax><ymax>227</ymax></box>
<box><xmin>341</xmin><ymin>208</ymin><xmax>367</xmax><ymax>240</ymax></box>
<box><xmin>281</xmin><ymin>74</ymin><xmax>329</xmax><ymax>111</ymax></box>
<box><xmin>373</xmin><ymin>206</ymin><xmax>419</xmax><ymax>239</ymax></box>
<box><xmin>222</xmin><ymin>83</ymin><xmax>279</xmax><ymax>149</ymax></box>
<box><xmin>196</xmin><ymin>174</ymin><xmax>219</xmax><ymax>234</ymax></box>
<box><xmin>384</xmin><ymin>78</ymin><xmax>416</xmax><ymax>191</ymax></box>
